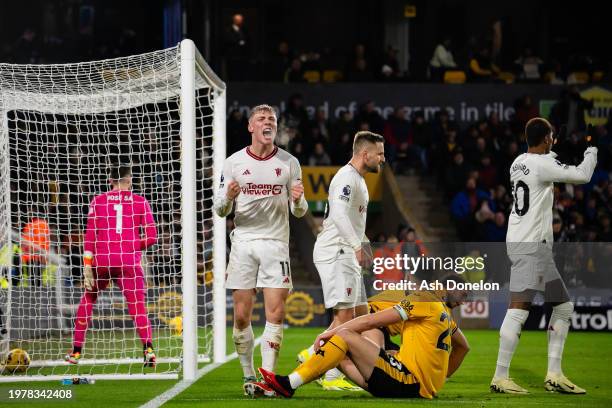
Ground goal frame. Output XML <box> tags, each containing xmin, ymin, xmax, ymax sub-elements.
<box><xmin>0</xmin><ymin>39</ymin><xmax>226</xmax><ymax>382</ymax></box>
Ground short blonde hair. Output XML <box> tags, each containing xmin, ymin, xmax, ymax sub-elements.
<box><xmin>353</xmin><ymin>131</ymin><xmax>384</xmax><ymax>154</ymax></box>
<box><xmin>248</xmin><ymin>104</ymin><xmax>276</xmax><ymax>121</ymax></box>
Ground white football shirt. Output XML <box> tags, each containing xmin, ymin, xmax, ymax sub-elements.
<box><xmin>313</xmin><ymin>164</ymin><xmax>369</xmax><ymax>262</ymax></box>
<box><xmin>507</xmin><ymin>147</ymin><xmax>597</xmax><ymax>254</ymax></box>
<box><xmin>214</xmin><ymin>146</ymin><xmax>308</xmax><ymax>242</ymax></box>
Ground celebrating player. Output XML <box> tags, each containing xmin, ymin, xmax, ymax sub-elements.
<box><xmin>258</xmin><ymin>279</ymin><xmax>470</xmax><ymax>399</ymax></box>
<box><xmin>490</xmin><ymin>117</ymin><xmax>597</xmax><ymax>394</ymax></box>
<box><xmin>65</xmin><ymin>165</ymin><xmax>158</xmax><ymax>367</ymax></box>
<box><xmin>214</xmin><ymin>104</ymin><xmax>308</xmax><ymax>396</ymax></box>
<box><xmin>296</xmin><ymin>131</ymin><xmax>385</xmax><ymax>391</ymax></box>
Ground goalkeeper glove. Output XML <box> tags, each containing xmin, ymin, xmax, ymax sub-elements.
<box><xmin>83</xmin><ymin>255</ymin><xmax>94</xmax><ymax>291</ymax></box>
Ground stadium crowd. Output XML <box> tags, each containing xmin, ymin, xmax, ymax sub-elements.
<box><xmin>227</xmin><ymin>90</ymin><xmax>612</xmax><ymax>243</ymax></box>
<box><xmin>2</xmin><ymin>17</ymin><xmax>610</xmax><ymax>85</ymax></box>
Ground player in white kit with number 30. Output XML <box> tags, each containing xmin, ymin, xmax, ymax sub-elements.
<box><xmin>491</xmin><ymin>117</ymin><xmax>597</xmax><ymax>395</ymax></box>
<box><xmin>214</xmin><ymin>104</ymin><xmax>308</xmax><ymax>397</ymax></box>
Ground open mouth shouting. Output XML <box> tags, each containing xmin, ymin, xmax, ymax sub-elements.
<box><xmin>262</xmin><ymin>127</ymin><xmax>274</xmax><ymax>140</ymax></box>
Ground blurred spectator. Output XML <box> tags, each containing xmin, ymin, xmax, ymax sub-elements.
<box><xmin>514</xmin><ymin>47</ymin><xmax>544</xmax><ymax>81</ymax></box>
<box><xmin>444</xmin><ymin>149</ymin><xmax>470</xmax><ymax>199</ymax></box>
<box><xmin>380</xmin><ymin>46</ymin><xmax>401</xmax><ymax>81</ymax></box>
<box><xmin>347</xmin><ymin>58</ymin><xmax>374</xmax><ymax>82</ymax></box>
<box><xmin>14</xmin><ymin>28</ymin><xmax>41</xmax><ymax>63</ymax></box>
<box><xmin>330</xmin><ymin>132</ymin><xmax>353</xmax><ymax>164</ymax></box>
<box><xmin>347</xmin><ymin>43</ymin><xmax>373</xmax><ymax>82</ymax></box>
<box><xmin>269</xmin><ymin>40</ymin><xmax>293</xmax><ymax>80</ymax></box>
<box><xmin>598</xmin><ymin>214</ymin><xmax>612</xmax><ymax>241</ymax></box>
<box><xmin>409</xmin><ymin>111</ymin><xmax>432</xmax><ymax>172</ymax></box>
<box><xmin>308</xmin><ymin>142</ymin><xmax>332</xmax><ymax>166</ymax></box>
<box><xmin>550</xmin><ymin>86</ymin><xmax>594</xmax><ymax>136</ymax></box>
<box><xmin>21</xmin><ymin>216</ymin><xmax>50</xmax><ymax>286</ymax></box>
<box><xmin>451</xmin><ymin>177</ymin><xmax>492</xmax><ymax>240</ymax></box>
<box><xmin>512</xmin><ymin>94</ymin><xmax>539</xmax><ymax>132</ymax></box>
<box><xmin>151</xmin><ymin>228</ymin><xmax>180</xmax><ymax>285</ymax></box>
<box><xmin>282</xmin><ymin>94</ymin><xmax>309</xmax><ymax>136</ymax></box>
<box><xmin>308</xmin><ymin>125</ymin><xmax>326</xmax><ymax>146</ymax></box>
<box><xmin>289</xmin><ymin>140</ymin><xmax>308</xmax><ymax>164</ymax></box>
<box><xmin>545</xmin><ymin>60</ymin><xmax>567</xmax><ymax>85</ymax></box>
<box><xmin>483</xmin><ymin>212</ymin><xmax>507</xmax><ymax>241</ymax></box>
<box><xmin>469</xmin><ymin>46</ymin><xmax>500</xmax><ymax>82</ymax></box>
<box><xmin>226</xmin><ymin>109</ymin><xmax>249</xmax><ymax>154</ymax></box>
<box><xmin>487</xmin><ymin>111</ymin><xmax>505</xmax><ymax>143</ymax></box>
<box><xmin>457</xmin><ymin>34</ymin><xmax>479</xmax><ymax>69</ymax></box>
<box><xmin>400</xmin><ymin>227</ymin><xmax>427</xmax><ymax>256</ymax></box>
<box><xmin>478</xmin><ymin>155</ymin><xmax>498</xmax><ymax>189</ymax></box>
<box><xmin>356</xmin><ymin>101</ymin><xmax>384</xmax><ymax>134</ymax></box>
<box><xmin>383</xmin><ymin>107</ymin><xmax>410</xmax><ymax>171</ymax></box>
<box><xmin>492</xmin><ymin>185</ymin><xmax>512</xmax><ymax>214</ymax></box>
<box><xmin>224</xmin><ymin>14</ymin><xmax>249</xmax><ymax>81</ymax></box>
<box><xmin>373</xmin><ymin>236</ymin><xmax>404</xmax><ymax>283</ymax></box>
<box><xmin>313</xmin><ymin>108</ymin><xmax>332</xmax><ymax>141</ymax></box>
<box><xmin>333</xmin><ymin>110</ymin><xmax>356</xmax><ymax>138</ymax></box>
<box><xmin>553</xmin><ymin>216</ymin><xmax>569</xmax><ymax>242</ymax></box>
<box><xmin>374</xmin><ymin>232</ymin><xmax>387</xmax><ymax>242</ymax></box>
<box><xmin>491</xmin><ymin>19</ymin><xmax>503</xmax><ymax>66</ymax></box>
<box><xmin>284</xmin><ymin>58</ymin><xmax>306</xmax><ymax>83</ymax></box>
<box><xmin>429</xmin><ymin>38</ymin><xmax>457</xmax><ymax>81</ymax></box>
<box><xmin>302</xmin><ymin>51</ymin><xmax>322</xmax><ymax>72</ymax></box>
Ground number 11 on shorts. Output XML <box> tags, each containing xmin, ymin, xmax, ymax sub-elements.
<box><xmin>279</xmin><ymin>261</ymin><xmax>290</xmax><ymax>276</ymax></box>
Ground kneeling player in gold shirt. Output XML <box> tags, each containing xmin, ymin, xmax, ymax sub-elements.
<box><xmin>257</xmin><ymin>278</ymin><xmax>470</xmax><ymax>399</ymax></box>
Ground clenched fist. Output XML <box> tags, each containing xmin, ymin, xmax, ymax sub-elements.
<box><xmin>226</xmin><ymin>180</ymin><xmax>241</xmax><ymax>201</ymax></box>
<box><xmin>291</xmin><ymin>182</ymin><xmax>304</xmax><ymax>204</ymax></box>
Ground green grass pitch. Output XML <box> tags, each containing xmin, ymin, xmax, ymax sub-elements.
<box><xmin>0</xmin><ymin>328</ymin><xmax>610</xmax><ymax>407</ymax></box>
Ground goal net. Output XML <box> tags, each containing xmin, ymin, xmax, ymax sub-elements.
<box><xmin>0</xmin><ymin>39</ymin><xmax>226</xmax><ymax>381</ymax></box>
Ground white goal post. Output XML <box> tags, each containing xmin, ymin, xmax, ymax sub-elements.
<box><xmin>0</xmin><ymin>39</ymin><xmax>226</xmax><ymax>381</ymax></box>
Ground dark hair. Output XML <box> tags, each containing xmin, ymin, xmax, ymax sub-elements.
<box><xmin>109</xmin><ymin>164</ymin><xmax>132</xmax><ymax>180</ymax></box>
<box><xmin>353</xmin><ymin>130</ymin><xmax>384</xmax><ymax>153</ymax></box>
<box><xmin>525</xmin><ymin>117</ymin><xmax>553</xmax><ymax>147</ymax></box>
<box><xmin>438</xmin><ymin>273</ymin><xmax>467</xmax><ymax>286</ymax></box>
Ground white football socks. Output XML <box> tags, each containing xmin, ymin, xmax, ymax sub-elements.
<box><xmin>288</xmin><ymin>372</ymin><xmax>304</xmax><ymax>389</ymax></box>
<box><xmin>232</xmin><ymin>325</ymin><xmax>255</xmax><ymax>378</ymax></box>
<box><xmin>261</xmin><ymin>321</ymin><xmax>283</xmax><ymax>371</ymax></box>
<box><xmin>547</xmin><ymin>302</ymin><xmax>573</xmax><ymax>376</ymax></box>
<box><xmin>494</xmin><ymin>308</ymin><xmax>529</xmax><ymax>379</ymax></box>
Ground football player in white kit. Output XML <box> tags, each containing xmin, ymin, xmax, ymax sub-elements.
<box><xmin>214</xmin><ymin>104</ymin><xmax>308</xmax><ymax>396</ymax></box>
<box><xmin>491</xmin><ymin>118</ymin><xmax>597</xmax><ymax>395</ymax></box>
<box><xmin>297</xmin><ymin>131</ymin><xmax>385</xmax><ymax>391</ymax></box>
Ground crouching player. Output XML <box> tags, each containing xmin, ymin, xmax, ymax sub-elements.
<box><xmin>259</xmin><ymin>278</ymin><xmax>470</xmax><ymax>399</ymax></box>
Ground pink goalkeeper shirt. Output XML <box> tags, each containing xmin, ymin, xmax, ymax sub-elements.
<box><xmin>83</xmin><ymin>190</ymin><xmax>157</xmax><ymax>267</ymax></box>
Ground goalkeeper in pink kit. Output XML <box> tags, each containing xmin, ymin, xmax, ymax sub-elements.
<box><xmin>65</xmin><ymin>165</ymin><xmax>158</xmax><ymax>366</ymax></box>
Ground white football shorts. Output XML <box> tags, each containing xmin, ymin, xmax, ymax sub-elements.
<box><xmin>225</xmin><ymin>239</ymin><xmax>292</xmax><ymax>290</ymax></box>
<box><xmin>315</xmin><ymin>248</ymin><xmax>367</xmax><ymax>309</ymax></box>
<box><xmin>508</xmin><ymin>245</ymin><xmax>562</xmax><ymax>292</ymax></box>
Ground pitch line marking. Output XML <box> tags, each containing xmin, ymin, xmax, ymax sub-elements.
<box><xmin>139</xmin><ymin>337</ymin><xmax>262</xmax><ymax>408</ymax></box>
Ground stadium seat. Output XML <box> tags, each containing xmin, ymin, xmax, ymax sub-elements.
<box><xmin>323</xmin><ymin>70</ymin><xmax>343</xmax><ymax>83</ymax></box>
<box><xmin>543</xmin><ymin>71</ymin><xmax>555</xmax><ymax>83</ymax></box>
<box><xmin>592</xmin><ymin>71</ymin><xmax>604</xmax><ymax>82</ymax></box>
<box><xmin>443</xmin><ymin>70</ymin><xmax>466</xmax><ymax>84</ymax></box>
<box><xmin>303</xmin><ymin>70</ymin><xmax>321</xmax><ymax>83</ymax></box>
<box><xmin>498</xmin><ymin>71</ymin><xmax>515</xmax><ymax>84</ymax></box>
<box><xmin>568</xmin><ymin>71</ymin><xmax>589</xmax><ymax>84</ymax></box>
